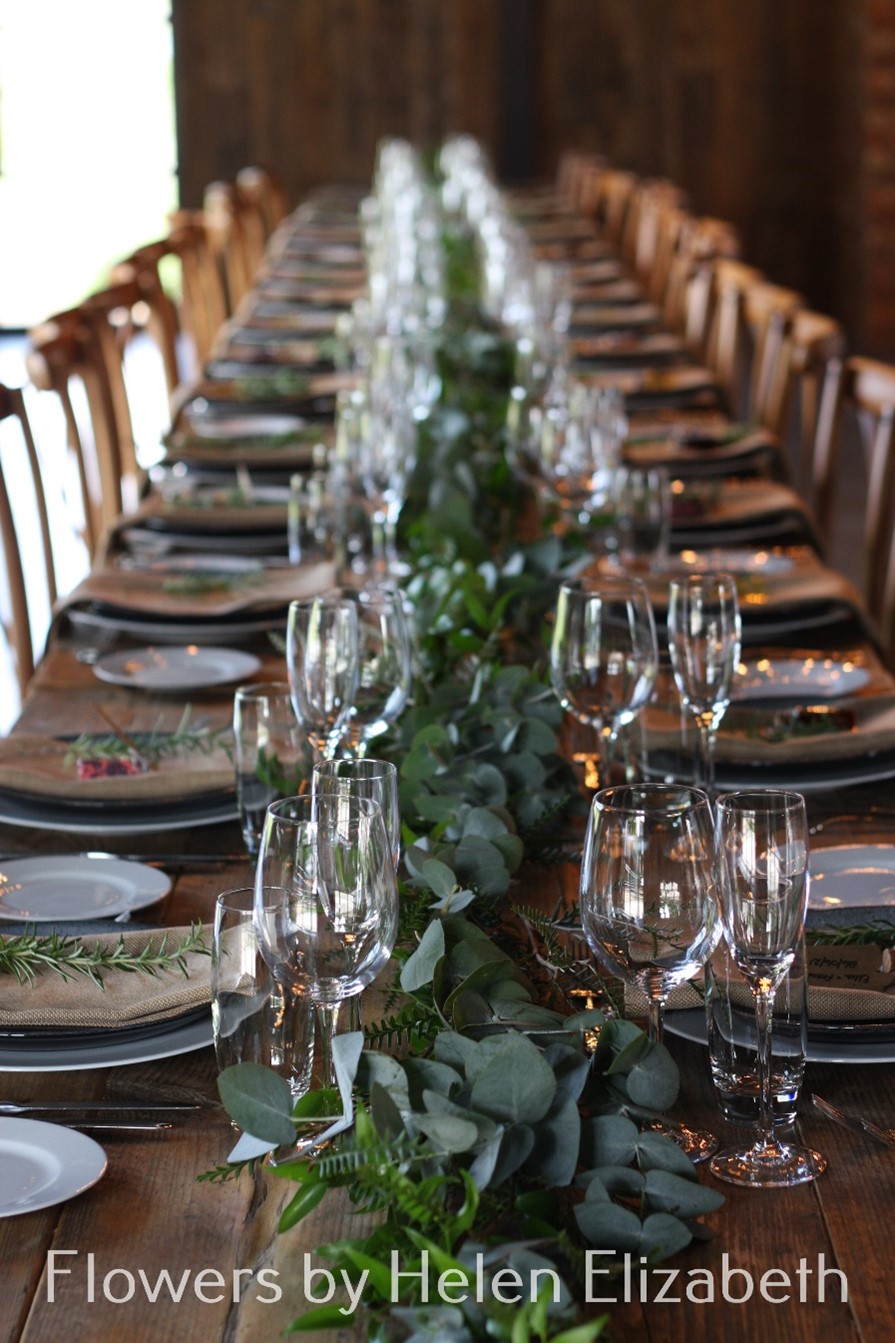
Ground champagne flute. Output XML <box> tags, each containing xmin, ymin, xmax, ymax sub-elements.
<box><xmin>667</xmin><ymin>573</ymin><xmax>741</xmax><ymax>796</ymax></box>
<box><xmin>710</xmin><ymin>790</ymin><xmax>826</xmax><ymax>1188</ymax></box>
<box><xmin>580</xmin><ymin>783</ymin><xmax>721</xmax><ymax>1159</ymax></box>
<box><xmin>550</xmin><ymin>577</ymin><xmax>659</xmax><ymax>788</ymax></box>
<box><xmin>286</xmin><ymin>596</ymin><xmax>360</xmax><ymax>763</ymax></box>
<box><xmin>254</xmin><ymin>794</ymin><xmax>398</xmax><ymax>1106</ymax></box>
<box><xmin>335</xmin><ymin>587</ymin><xmax>412</xmax><ymax>756</ymax></box>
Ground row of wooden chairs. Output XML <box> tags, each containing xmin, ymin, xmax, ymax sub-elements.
<box><xmin>559</xmin><ymin>151</ymin><xmax>895</xmax><ymax>660</ymax></box>
<box><xmin>0</xmin><ymin>166</ymin><xmax>288</xmax><ymax>702</ymax></box>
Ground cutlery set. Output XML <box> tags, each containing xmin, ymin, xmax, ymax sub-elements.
<box><xmin>0</xmin><ymin>1100</ymin><xmax>209</xmax><ymax>1135</ymax></box>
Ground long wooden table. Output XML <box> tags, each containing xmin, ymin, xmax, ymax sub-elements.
<box><xmin>4</xmin><ymin>180</ymin><xmax>895</xmax><ymax>1343</ymax></box>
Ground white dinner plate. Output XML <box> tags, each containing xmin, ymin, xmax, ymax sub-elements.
<box><xmin>148</xmin><ymin>554</ymin><xmax>267</xmax><ymax>574</ymax></box>
<box><xmin>733</xmin><ymin>657</ymin><xmax>871</xmax><ymax>702</ymax></box>
<box><xmin>0</xmin><ymin>1013</ymin><xmax>213</xmax><ymax>1072</ymax></box>
<box><xmin>0</xmin><ymin>856</ymin><xmax>171</xmax><ymax>922</ymax></box>
<box><xmin>93</xmin><ymin>646</ymin><xmax>261</xmax><ymax>692</ymax></box>
<box><xmin>183</xmin><ymin>412</ymin><xmax>309</xmax><ymax>439</ymax></box>
<box><xmin>664</xmin><ymin>1010</ymin><xmax>895</xmax><ymax>1066</ymax></box>
<box><xmin>809</xmin><ymin>845</ymin><xmax>895</xmax><ymax>911</ymax></box>
<box><xmin>0</xmin><ymin>1119</ymin><xmax>107</xmax><ymax>1216</ymax></box>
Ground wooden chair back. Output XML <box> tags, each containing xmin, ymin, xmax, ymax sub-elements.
<box><xmin>707</xmin><ymin>275</ymin><xmax>803</xmax><ymax>417</ymax></box>
<box><xmin>236</xmin><ymin>165</ymin><xmax>289</xmax><ymax>239</ymax></box>
<box><xmin>166</xmin><ymin>213</ymin><xmax>230</xmax><ymax>367</ymax></box>
<box><xmin>662</xmin><ymin>217</ymin><xmax>742</xmax><ymax>342</ymax></box>
<box><xmin>754</xmin><ymin>309</ymin><xmax>845</xmax><ymax>484</ymax></box>
<box><xmin>112</xmin><ymin>241</ymin><xmax>182</xmax><ymax>396</ymax></box>
<box><xmin>0</xmin><ymin>383</ymin><xmax>56</xmax><ymax>698</ymax></box>
<box><xmin>813</xmin><ymin>356</ymin><xmax>895</xmax><ymax>628</ymax></box>
<box><xmin>203</xmin><ymin>181</ymin><xmax>260</xmax><ymax>312</ymax></box>
<box><xmin>26</xmin><ymin>313</ymin><xmax>124</xmax><ymax>553</ymax></box>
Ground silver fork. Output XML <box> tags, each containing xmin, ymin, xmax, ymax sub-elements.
<box><xmin>811</xmin><ymin>1094</ymin><xmax>895</xmax><ymax>1148</ymax></box>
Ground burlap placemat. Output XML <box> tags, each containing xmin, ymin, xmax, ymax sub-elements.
<box><xmin>0</xmin><ymin>926</ymin><xmax>212</xmax><ymax>1028</ymax></box>
<box><xmin>55</xmin><ymin>558</ymin><xmax>336</xmax><ymax>620</ymax></box>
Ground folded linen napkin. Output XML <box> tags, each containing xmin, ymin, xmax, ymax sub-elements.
<box><xmin>54</xmin><ymin>558</ymin><xmax>337</xmax><ymax>621</ymax></box>
<box><xmin>0</xmin><ymin>926</ymin><xmax>211</xmax><ymax>1029</ymax></box>
<box><xmin>0</xmin><ymin>732</ymin><xmax>234</xmax><ymax>803</ymax></box>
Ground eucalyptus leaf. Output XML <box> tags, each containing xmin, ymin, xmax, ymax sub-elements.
<box><xmin>401</xmin><ymin>918</ymin><xmax>446</xmax><ymax>993</ymax></box>
<box><xmin>453</xmin><ymin>834</ymin><xmax>511</xmax><ymax>897</ymax></box>
<box><xmin>421</xmin><ymin>858</ymin><xmax>460</xmax><ymax>899</ymax></box>
<box><xmin>433</xmin><ymin>1031</ymin><xmax>478</xmax><ymax>1070</ymax></box>
<box><xmin>356</xmin><ymin>1052</ymin><xmax>411</xmax><ymax>1107</ymax></box>
<box><xmin>217</xmin><ymin>1063</ymin><xmax>296</xmax><ymax>1146</ymax></box>
<box><xmin>580</xmin><ymin>1114</ymin><xmax>639</xmax><ymax>1168</ymax></box>
<box><xmin>643</xmin><ymin>1169</ymin><xmax>725</xmax><ymax>1217</ymax></box>
<box><xmin>415</xmin><ymin>1113</ymin><xmax>480</xmax><ymax>1154</ymax></box>
<box><xmin>524</xmin><ymin>1091</ymin><xmax>580</xmax><ymax>1187</ymax></box>
<box><xmin>468</xmin><ymin>1034</ymin><xmax>557</xmax><ymax>1124</ymax></box>
<box><xmin>489</xmin><ymin>1123</ymin><xmax>536</xmax><ymax>1186</ymax></box>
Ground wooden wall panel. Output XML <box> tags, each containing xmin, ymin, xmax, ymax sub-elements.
<box><xmin>171</xmin><ymin>0</ymin><xmax>885</xmax><ymax>352</ymax></box>
<box><xmin>172</xmin><ymin>0</ymin><xmax>503</xmax><ymax>208</ymax></box>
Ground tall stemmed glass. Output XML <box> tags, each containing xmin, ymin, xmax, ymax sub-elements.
<box><xmin>286</xmin><ymin>597</ymin><xmax>360</xmax><ymax>763</ymax></box>
<box><xmin>254</xmin><ymin>794</ymin><xmax>398</xmax><ymax>1100</ymax></box>
<box><xmin>313</xmin><ymin>758</ymin><xmax>401</xmax><ymax>873</ymax></box>
<box><xmin>550</xmin><ymin>578</ymin><xmax>659</xmax><ymax>788</ymax></box>
<box><xmin>667</xmin><ymin>574</ymin><xmax>741</xmax><ymax>796</ymax></box>
<box><xmin>336</xmin><ymin>587</ymin><xmax>412</xmax><ymax>757</ymax></box>
<box><xmin>710</xmin><ymin>791</ymin><xmax>826</xmax><ymax>1187</ymax></box>
<box><xmin>580</xmin><ymin>783</ymin><xmax>720</xmax><ymax>1158</ymax></box>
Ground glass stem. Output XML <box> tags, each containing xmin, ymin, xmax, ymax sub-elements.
<box><xmin>311</xmin><ymin>1002</ymin><xmax>339</xmax><ymax>1093</ymax></box>
<box><xmin>646</xmin><ymin>994</ymin><xmax>665</xmax><ymax>1044</ymax></box>
<box><xmin>370</xmin><ymin>509</ymin><xmax>388</xmax><ymax>575</ymax></box>
<box><xmin>697</xmin><ymin>720</ymin><xmax>716</xmax><ymax>796</ymax></box>
<box><xmin>753</xmin><ymin>983</ymin><xmax>776</xmax><ymax>1152</ymax></box>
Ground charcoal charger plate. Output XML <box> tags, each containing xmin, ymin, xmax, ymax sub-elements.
<box><xmin>0</xmin><ymin>785</ymin><xmax>238</xmax><ymax>834</ymax></box>
<box><xmin>0</xmin><ymin>1013</ymin><xmax>213</xmax><ymax>1072</ymax></box>
<box><xmin>65</xmin><ymin>602</ymin><xmax>285</xmax><ymax>642</ymax></box>
<box><xmin>0</xmin><ymin>1006</ymin><xmax>210</xmax><ymax>1049</ymax></box>
<box><xmin>664</xmin><ymin>1010</ymin><xmax>895</xmax><ymax>1065</ymax></box>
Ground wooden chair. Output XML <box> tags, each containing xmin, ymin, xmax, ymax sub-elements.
<box><xmin>589</xmin><ymin>168</ymin><xmax>638</xmax><ymax>247</ymax></box>
<box><xmin>203</xmin><ymin>181</ymin><xmax>263</xmax><ymax>313</ymax></box>
<box><xmin>753</xmin><ymin>308</ymin><xmax>845</xmax><ymax>486</ymax></box>
<box><xmin>707</xmin><ymin>276</ymin><xmax>804</xmax><ymax>419</ymax></box>
<box><xmin>27</xmin><ymin>312</ymin><xmax>126</xmax><ymax>554</ymax></box>
<box><xmin>0</xmin><ymin>384</ymin><xmax>56</xmax><ymax>698</ymax></box>
<box><xmin>625</xmin><ymin>182</ymin><xmax>688</xmax><ymax>287</ymax></box>
<box><xmin>165</xmin><ymin>212</ymin><xmax>230</xmax><ymax>367</ymax></box>
<box><xmin>112</xmin><ymin>240</ymin><xmax>182</xmax><ymax>397</ymax></box>
<box><xmin>236</xmin><ymin>165</ymin><xmax>289</xmax><ymax>239</ymax></box>
<box><xmin>813</xmin><ymin>357</ymin><xmax>895</xmax><ymax>624</ymax></box>
<box><xmin>661</xmin><ymin>217</ymin><xmax>742</xmax><ymax>344</ymax></box>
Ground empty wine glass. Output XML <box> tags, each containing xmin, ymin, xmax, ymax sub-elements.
<box><xmin>608</xmin><ymin>466</ymin><xmax>671</xmax><ymax>571</ymax></box>
<box><xmin>312</xmin><ymin>757</ymin><xmax>401</xmax><ymax>872</ymax></box>
<box><xmin>580</xmin><ymin>783</ymin><xmax>721</xmax><ymax>1159</ymax></box>
<box><xmin>710</xmin><ymin>790</ymin><xmax>826</xmax><ymax>1188</ymax></box>
<box><xmin>335</xmin><ymin>586</ymin><xmax>412</xmax><ymax>756</ymax></box>
<box><xmin>286</xmin><ymin>596</ymin><xmax>360</xmax><ymax>762</ymax></box>
<box><xmin>254</xmin><ymin>794</ymin><xmax>398</xmax><ymax>1101</ymax></box>
<box><xmin>550</xmin><ymin>577</ymin><xmax>659</xmax><ymax>788</ymax></box>
<box><xmin>668</xmin><ymin>574</ymin><xmax>742</xmax><ymax>795</ymax></box>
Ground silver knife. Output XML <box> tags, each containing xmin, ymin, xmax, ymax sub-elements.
<box><xmin>0</xmin><ymin>1101</ymin><xmax>205</xmax><ymax>1115</ymax></box>
<box><xmin>812</xmin><ymin>1094</ymin><xmax>895</xmax><ymax>1148</ymax></box>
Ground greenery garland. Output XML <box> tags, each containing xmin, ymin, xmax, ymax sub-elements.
<box><xmin>211</xmin><ymin>228</ymin><xmax>725</xmax><ymax>1341</ymax></box>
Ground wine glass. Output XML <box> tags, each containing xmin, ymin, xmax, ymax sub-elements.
<box><xmin>312</xmin><ymin>757</ymin><xmax>401</xmax><ymax>873</ymax></box>
<box><xmin>254</xmin><ymin>794</ymin><xmax>398</xmax><ymax>1105</ymax></box>
<box><xmin>667</xmin><ymin>574</ymin><xmax>742</xmax><ymax>795</ymax></box>
<box><xmin>550</xmin><ymin>577</ymin><xmax>659</xmax><ymax>788</ymax></box>
<box><xmin>710</xmin><ymin>790</ymin><xmax>826</xmax><ymax>1188</ymax></box>
<box><xmin>580</xmin><ymin>783</ymin><xmax>721</xmax><ymax>1159</ymax></box>
<box><xmin>286</xmin><ymin>596</ymin><xmax>360</xmax><ymax>763</ymax></box>
<box><xmin>335</xmin><ymin>586</ymin><xmax>412</xmax><ymax>756</ymax></box>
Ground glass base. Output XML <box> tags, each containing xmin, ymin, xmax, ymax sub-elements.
<box><xmin>647</xmin><ymin>1119</ymin><xmax>718</xmax><ymax>1164</ymax></box>
<box><xmin>710</xmin><ymin>1140</ymin><xmax>827</xmax><ymax>1188</ymax></box>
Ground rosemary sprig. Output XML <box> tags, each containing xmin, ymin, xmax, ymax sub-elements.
<box><xmin>65</xmin><ymin>705</ymin><xmax>231</xmax><ymax>768</ymax></box>
<box><xmin>807</xmin><ymin>920</ymin><xmax>895</xmax><ymax>946</ymax></box>
<box><xmin>0</xmin><ymin>922</ymin><xmax>209</xmax><ymax>987</ymax></box>
<box><xmin>160</xmin><ymin>571</ymin><xmax>260</xmax><ymax>596</ymax></box>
